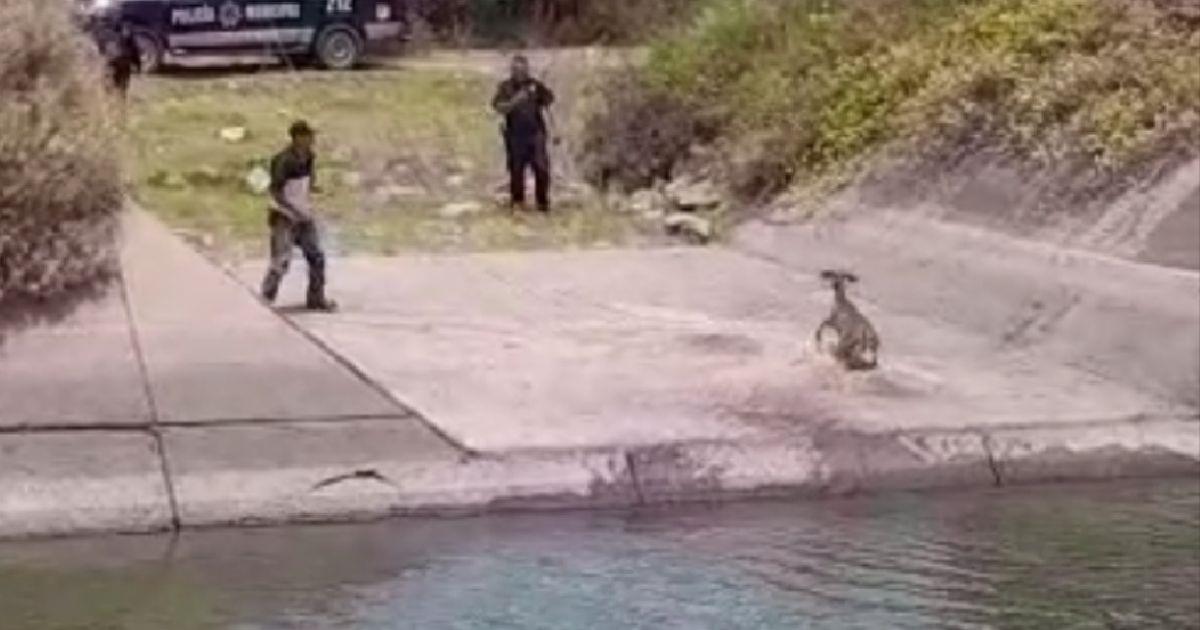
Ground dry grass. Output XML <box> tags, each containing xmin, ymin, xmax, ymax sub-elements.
<box><xmin>125</xmin><ymin>58</ymin><xmax>661</xmax><ymax>260</ymax></box>
<box><xmin>0</xmin><ymin>0</ymin><xmax>123</xmax><ymax>322</ymax></box>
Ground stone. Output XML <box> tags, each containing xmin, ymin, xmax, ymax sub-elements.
<box><xmin>245</xmin><ymin>166</ymin><xmax>271</xmax><ymax>194</ymax></box>
<box><xmin>640</xmin><ymin>209</ymin><xmax>666</xmax><ymax>222</ymax></box>
<box><xmin>368</xmin><ymin>185</ymin><xmax>424</xmax><ymax>207</ymax></box>
<box><xmin>185</xmin><ymin>165</ymin><xmax>223</xmax><ymax>187</ymax></box>
<box><xmin>445</xmin><ymin>174</ymin><xmax>467</xmax><ymax>188</ymax></box>
<box><xmin>664</xmin><ymin>212</ymin><xmax>714</xmax><ymax>244</ymax></box>
<box><xmin>218</xmin><ymin>126</ymin><xmax>248</xmax><ymax>143</ymax></box>
<box><xmin>438</xmin><ymin>201</ymin><xmax>485</xmax><ymax>219</ymax></box>
<box><xmin>665</xmin><ymin>177</ymin><xmax>722</xmax><ymax>210</ymax></box>
<box><xmin>340</xmin><ymin>171</ymin><xmax>363</xmax><ymax>188</ymax></box>
<box><xmin>629</xmin><ymin>189</ymin><xmax>668</xmax><ymax>214</ymax></box>
<box><xmin>149</xmin><ymin>170</ymin><xmax>188</xmax><ymax>190</ymax></box>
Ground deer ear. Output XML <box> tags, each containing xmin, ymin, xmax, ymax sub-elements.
<box><xmin>819</xmin><ymin>270</ymin><xmax>838</xmax><ymax>281</ymax></box>
<box><xmin>845</xmin><ymin>273</ymin><xmax>860</xmax><ymax>283</ymax></box>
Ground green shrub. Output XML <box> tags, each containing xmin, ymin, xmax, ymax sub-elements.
<box><xmin>411</xmin><ymin>0</ymin><xmax>697</xmax><ymax>45</ymax></box>
<box><xmin>582</xmin><ymin>0</ymin><xmax>1200</xmax><ymax>196</ymax></box>
<box><xmin>0</xmin><ymin>0</ymin><xmax>122</xmax><ymax>317</ymax></box>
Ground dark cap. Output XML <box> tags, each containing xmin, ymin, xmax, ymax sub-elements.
<box><xmin>289</xmin><ymin>120</ymin><xmax>315</xmax><ymax>138</ymax></box>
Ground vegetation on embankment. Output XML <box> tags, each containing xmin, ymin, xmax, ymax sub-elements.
<box><xmin>580</xmin><ymin>0</ymin><xmax>1200</xmax><ymax>199</ymax></box>
<box><xmin>126</xmin><ymin>64</ymin><xmax>660</xmax><ymax>259</ymax></box>
<box><xmin>410</xmin><ymin>0</ymin><xmax>696</xmax><ymax>46</ymax></box>
<box><xmin>0</xmin><ymin>0</ymin><xmax>122</xmax><ymax>319</ymax></box>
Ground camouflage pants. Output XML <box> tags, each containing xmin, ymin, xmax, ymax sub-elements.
<box><xmin>260</xmin><ymin>212</ymin><xmax>326</xmax><ymax>304</ymax></box>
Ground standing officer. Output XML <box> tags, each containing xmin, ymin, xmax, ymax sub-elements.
<box><xmin>98</xmin><ymin>22</ymin><xmax>141</xmax><ymax>98</ymax></box>
<box><xmin>492</xmin><ymin>55</ymin><xmax>556</xmax><ymax>213</ymax></box>
<box><xmin>260</xmin><ymin>121</ymin><xmax>337</xmax><ymax>312</ymax></box>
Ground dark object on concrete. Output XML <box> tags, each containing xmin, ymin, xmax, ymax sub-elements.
<box><xmin>815</xmin><ymin>270</ymin><xmax>880</xmax><ymax>371</ymax></box>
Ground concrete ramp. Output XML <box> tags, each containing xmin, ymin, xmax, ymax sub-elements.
<box><xmin>734</xmin><ymin>212</ymin><xmax>1200</xmax><ymax>409</ymax></box>
<box><xmin>2</xmin><ymin>208</ymin><xmax>1196</xmax><ymax>540</ymax></box>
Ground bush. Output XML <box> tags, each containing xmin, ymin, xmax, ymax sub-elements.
<box><xmin>0</xmin><ymin>0</ymin><xmax>122</xmax><ymax>317</ymax></box>
<box><xmin>410</xmin><ymin>0</ymin><xmax>697</xmax><ymax>46</ymax></box>
<box><xmin>581</xmin><ymin>0</ymin><xmax>1200</xmax><ymax>197</ymax></box>
<box><xmin>576</xmin><ymin>70</ymin><xmax>705</xmax><ymax>192</ymax></box>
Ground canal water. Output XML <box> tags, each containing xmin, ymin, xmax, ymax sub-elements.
<box><xmin>2</xmin><ymin>479</ymin><xmax>1197</xmax><ymax>630</ymax></box>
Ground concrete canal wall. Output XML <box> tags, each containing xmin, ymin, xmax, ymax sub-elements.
<box><xmin>0</xmin><ymin>203</ymin><xmax>1196</xmax><ymax>540</ymax></box>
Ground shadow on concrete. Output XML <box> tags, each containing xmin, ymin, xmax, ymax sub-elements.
<box><xmin>0</xmin><ymin>273</ymin><xmax>118</xmax><ymax>347</ymax></box>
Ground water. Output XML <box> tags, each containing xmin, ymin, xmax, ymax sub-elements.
<box><xmin>2</xmin><ymin>479</ymin><xmax>1197</xmax><ymax>630</ymax></box>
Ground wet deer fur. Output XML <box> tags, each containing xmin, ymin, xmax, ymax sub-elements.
<box><xmin>815</xmin><ymin>270</ymin><xmax>880</xmax><ymax>371</ymax></box>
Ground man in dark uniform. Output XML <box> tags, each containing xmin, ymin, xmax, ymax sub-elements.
<box><xmin>492</xmin><ymin>55</ymin><xmax>556</xmax><ymax>213</ymax></box>
<box><xmin>260</xmin><ymin>121</ymin><xmax>337</xmax><ymax>311</ymax></box>
<box><xmin>97</xmin><ymin>22</ymin><xmax>141</xmax><ymax>97</ymax></box>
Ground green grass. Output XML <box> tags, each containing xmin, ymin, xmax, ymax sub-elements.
<box><xmin>125</xmin><ymin>65</ymin><xmax>649</xmax><ymax>260</ymax></box>
<box><xmin>584</xmin><ymin>0</ymin><xmax>1200</xmax><ymax>196</ymax></box>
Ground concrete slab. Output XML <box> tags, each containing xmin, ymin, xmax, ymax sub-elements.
<box><xmin>241</xmin><ymin>247</ymin><xmax>1181</xmax><ymax>454</ymax></box>
<box><xmin>0</xmin><ymin>432</ymin><xmax>172</xmax><ymax>538</ymax></box>
<box><xmin>0</xmin><ymin>288</ymin><xmax>149</xmax><ymax>428</ymax></box>
<box><xmin>162</xmin><ymin>419</ymin><xmax>632</xmax><ymax>527</ymax></box>
<box><xmin>734</xmin><ymin>212</ymin><xmax>1200</xmax><ymax>407</ymax></box>
<box><xmin>986</xmin><ymin>418</ymin><xmax>1200</xmax><ymax>484</ymax></box>
<box><xmin>119</xmin><ymin>211</ymin><xmax>399</xmax><ymax>423</ymax></box>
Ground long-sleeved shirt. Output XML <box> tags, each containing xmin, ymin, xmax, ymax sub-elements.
<box><xmin>492</xmin><ymin>78</ymin><xmax>555</xmax><ymax>139</ymax></box>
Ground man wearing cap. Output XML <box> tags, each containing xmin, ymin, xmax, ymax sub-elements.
<box><xmin>492</xmin><ymin>54</ymin><xmax>556</xmax><ymax>213</ymax></box>
<box><xmin>260</xmin><ymin>121</ymin><xmax>337</xmax><ymax>311</ymax></box>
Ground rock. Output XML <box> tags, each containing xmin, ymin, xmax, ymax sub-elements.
<box><xmin>245</xmin><ymin>166</ymin><xmax>271</xmax><ymax>194</ymax></box>
<box><xmin>665</xmin><ymin>177</ymin><xmax>722</xmax><ymax>210</ymax></box>
<box><xmin>218</xmin><ymin>127</ymin><xmax>248</xmax><ymax>143</ymax></box>
<box><xmin>640</xmin><ymin>209</ymin><xmax>665</xmax><ymax>222</ymax></box>
<box><xmin>629</xmin><ymin>189</ymin><xmax>668</xmax><ymax>214</ymax></box>
<box><xmin>664</xmin><ymin>212</ymin><xmax>714</xmax><ymax>244</ymax></box>
<box><xmin>445</xmin><ymin>174</ymin><xmax>467</xmax><ymax>188</ymax></box>
<box><xmin>185</xmin><ymin>165</ymin><xmax>223</xmax><ymax>186</ymax></box>
<box><xmin>368</xmin><ymin>184</ymin><xmax>423</xmax><ymax>205</ymax></box>
<box><xmin>438</xmin><ymin>201</ymin><xmax>485</xmax><ymax>219</ymax></box>
<box><xmin>149</xmin><ymin>170</ymin><xmax>187</xmax><ymax>190</ymax></box>
<box><xmin>330</xmin><ymin>146</ymin><xmax>354</xmax><ymax>162</ymax></box>
<box><xmin>382</xmin><ymin>184</ymin><xmax>422</xmax><ymax>199</ymax></box>
<box><xmin>340</xmin><ymin>171</ymin><xmax>363</xmax><ymax>188</ymax></box>
<box><xmin>176</xmin><ymin>229</ymin><xmax>215</xmax><ymax>251</ymax></box>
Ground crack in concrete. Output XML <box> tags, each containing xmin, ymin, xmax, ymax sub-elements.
<box><xmin>624</xmin><ymin>451</ymin><xmax>647</xmax><ymax>505</ymax></box>
<box><xmin>199</xmin><ymin>252</ymin><xmax>478</xmax><ymax>459</ymax></box>
<box><xmin>980</xmin><ymin>433</ymin><xmax>1004</xmax><ymax>487</ymax></box>
<box><xmin>0</xmin><ymin>413</ymin><xmax>421</xmax><ymax>435</ymax></box>
<box><xmin>119</xmin><ymin>274</ymin><xmax>183</xmax><ymax>532</ymax></box>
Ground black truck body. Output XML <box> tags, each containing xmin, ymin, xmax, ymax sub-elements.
<box><xmin>80</xmin><ymin>0</ymin><xmax>408</xmax><ymax>70</ymax></box>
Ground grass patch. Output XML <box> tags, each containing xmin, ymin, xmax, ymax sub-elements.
<box><xmin>125</xmin><ymin>64</ymin><xmax>653</xmax><ymax>260</ymax></box>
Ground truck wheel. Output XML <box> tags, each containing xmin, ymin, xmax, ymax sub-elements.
<box><xmin>132</xmin><ymin>30</ymin><xmax>164</xmax><ymax>73</ymax></box>
<box><xmin>315</xmin><ymin>25</ymin><xmax>363</xmax><ymax>70</ymax></box>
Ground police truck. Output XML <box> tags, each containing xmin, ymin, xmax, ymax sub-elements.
<box><xmin>80</xmin><ymin>0</ymin><xmax>408</xmax><ymax>71</ymax></box>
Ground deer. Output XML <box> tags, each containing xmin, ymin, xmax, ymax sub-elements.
<box><xmin>814</xmin><ymin>270</ymin><xmax>880</xmax><ymax>371</ymax></box>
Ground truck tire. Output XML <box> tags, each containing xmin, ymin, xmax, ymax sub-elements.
<box><xmin>132</xmin><ymin>30</ymin><xmax>165</xmax><ymax>74</ymax></box>
<box><xmin>314</xmin><ymin>25</ymin><xmax>363</xmax><ymax>70</ymax></box>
